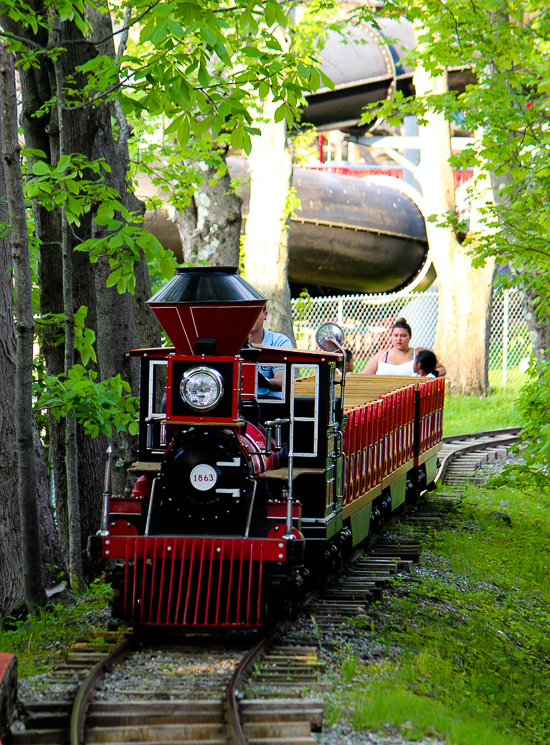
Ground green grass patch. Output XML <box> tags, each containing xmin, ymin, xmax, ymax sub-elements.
<box><xmin>348</xmin><ymin>677</ymin><xmax>523</xmax><ymax>745</ymax></box>
<box><xmin>0</xmin><ymin>579</ymin><xmax>112</xmax><ymax>678</ymax></box>
<box><xmin>444</xmin><ymin>386</ymin><xmax>523</xmax><ymax>436</ymax></box>
<box><xmin>327</xmin><ymin>480</ymin><xmax>550</xmax><ymax>744</ymax></box>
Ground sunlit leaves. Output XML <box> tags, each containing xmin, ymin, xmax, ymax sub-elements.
<box><xmin>113</xmin><ymin>0</ymin><xmax>325</xmax><ymax>144</ymax></box>
<box><xmin>34</xmin><ymin>365</ymin><xmax>139</xmax><ymax>438</ymax></box>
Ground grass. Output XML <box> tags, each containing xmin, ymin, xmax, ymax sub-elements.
<box><xmin>326</xmin><ymin>478</ymin><xmax>550</xmax><ymax>744</ymax></box>
<box><xmin>0</xmin><ymin>579</ymin><xmax>113</xmax><ymax>678</ymax></box>
<box><xmin>444</xmin><ymin>384</ymin><xmax>523</xmax><ymax>436</ymax></box>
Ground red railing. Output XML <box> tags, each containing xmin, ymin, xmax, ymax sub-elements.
<box><xmin>305</xmin><ymin>163</ymin><xmax>474</xmax><ymax>189</ymax></box>
<box><xmin>417</xmin><ymin>377</ymin><xmax>445</xmax><ymax>455</ymax></box>
<box><xmin>121</xmin><ymin>537</ymin><xmax>267</xmax><ymax>628</ymax></box>
<box><xmin>342</xmin><ymin>384</ymin><xmax>416</xmax><ymax>505</ymax></box>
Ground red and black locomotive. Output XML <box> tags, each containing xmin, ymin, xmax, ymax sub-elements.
<box><xmin>88</xmin><ymin>266</ymin><xmax>444</xmax><ymax>629</ymax></box>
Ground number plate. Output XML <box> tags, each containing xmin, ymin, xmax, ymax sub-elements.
<box><xmin>190</xmin><ymin>464</ymin><xmax>217</xmax><ymax>491</ymax></box>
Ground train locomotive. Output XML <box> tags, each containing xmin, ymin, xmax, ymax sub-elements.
<box><xmin>88</xmin><ymin>266</ymin><xmax>445</xmax><ymax>629</ymax></box>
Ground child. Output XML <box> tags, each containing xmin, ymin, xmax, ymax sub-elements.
<box><xmin>413</xmin><ymin>349</ymin><xmax>438</xmax><ymax>377</ymax></box>
<box><xmin>337</xmin><ymin>348</ymin><xmax>354</xmax><ymax>374</ymax></box>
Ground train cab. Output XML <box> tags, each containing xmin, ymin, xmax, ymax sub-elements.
<box><xmin>249</xmin><ymin>346</ymin><xmax>345</xmax><ymax>543</ymax></box>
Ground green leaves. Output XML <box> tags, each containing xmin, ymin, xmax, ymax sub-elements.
<box><xmin>76</xmin><ymin>220</ymin><xmax>176</xmax><ymax>296</ymax></box>
<box><xmin>73</xmin><ymin>306</ymin><xmax>96</xmax><ymax>366</ymax></box>
<box><xmin>36</xmin><ymin>306</ymin><xmax>97</xmax><ymax>366</ymax></box>
<box><xmin>34</xmin><ymin>365</ymin><xmax>139</xmax><ymax>438</ymax></box>
<box><xmin>273</xmin><ymin>102</ymin><xmax>287</xmax><ymax>123</ymax></box>
<box><xmin>32</xmin><ymin>160</ymin><xmax>50</xmax><ymax>176</ymax></box>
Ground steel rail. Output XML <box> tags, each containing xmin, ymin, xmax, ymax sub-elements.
<box><xmin>70</xmin><ymin>637</ymin><xmax>132</xmax><ymax>745</ymax></box>
<box><xmin>225</xmin><ymin>623</ymin><xmax>284</xmax><ymax>745</ymax></box>
<box><xmin>441</xmin><ymin>426</ymin><xmax>522</xmax><ymax>444</ymax></box>
<box><xmin>435</xmin><ymin>434</ymin><xmax>522</xmax><ymax>485</ymax></box>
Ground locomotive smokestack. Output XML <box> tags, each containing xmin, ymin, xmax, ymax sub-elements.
<box><xmin>148</xmin><ymin>266</ymin><xmax>266</xmax><ymax>356</ymax></box>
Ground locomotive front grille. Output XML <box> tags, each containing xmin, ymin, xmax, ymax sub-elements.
<box><xmin>119</xmin><ymin>537</ymin><xmax>266</xmax><ymax>627</ymax></box>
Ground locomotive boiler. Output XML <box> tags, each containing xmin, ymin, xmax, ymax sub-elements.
<box><xmin>88</xmin><ymin>266</ymin><xmax>445</xmax><ymax>629</ymax></box>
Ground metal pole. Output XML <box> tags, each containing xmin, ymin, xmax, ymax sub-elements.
<box><xmin>283</xmin><ymin>451</ymin><xmax>295</xmax><ymax>540</ymax></box>
<box><xmin>337</xmin><ymin>297</ymin><xmax>343</xmax><ymax>326</ymax></box>
<box><xmin>100</xmin><ymin>446</ymin><xmax>113</xmax><ymax>535</ymax></box>
<box><xmin>503</xmin><ymin>289</ymin><xmax>509</xmax><ymax>387</ymax></box>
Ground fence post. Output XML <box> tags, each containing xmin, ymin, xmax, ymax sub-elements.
<box><xmin>337</xmin><ymin>297</ymin><xmax>343</xmax><ymax>326</ymax></box>
<box><xmin>502</xmin><ymin>288</ymin><xmax>509</xmax><ymax>386</ymax></box>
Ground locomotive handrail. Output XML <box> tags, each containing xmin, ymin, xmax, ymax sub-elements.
<box><xmin>144</xmin><ymin>476</ymin><xmax>159</xmax><ymax>535</ymax></box>
<box><xmin>262</xmin><ymin>417</ymin><xmax>290</xmax><ymax>454</ymax></box>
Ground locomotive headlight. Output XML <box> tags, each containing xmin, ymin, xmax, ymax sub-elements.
<box><xmin>180</xmin><ymin>366</ymin><xmax>224</xmax><ymax>412</ymax></box>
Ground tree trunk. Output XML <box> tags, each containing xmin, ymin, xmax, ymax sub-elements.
<box><xmin>243</xmin><ymin>87</ymin><xmax>296</xmax><ymax>342</ymax></box>
<box><xmin>0</xmin><ymin>51</ymin><xmax>65</xmax><ymax>621</ymax></box>
<box><xmin>171</xmin><ymin>149</ymin><xmax>242</xmax><ymax>268</ymax></box>
<box><xmin>50</xmin><ymin>16</ymin><xmax>84</xmax><ymax>589</ymax></box>
<box><xmin>0</xmin><ymin>46</ymin><xmax>49</xmax><ymax>613</ymax></box>
<box><xmin>90</xmin><ymin>103</ymin><xmax>141</xmax><ymax>496</ymax></box>
<box><xmin>6</xmin><ymin>8</ymin><xmax>108</xmax><ymax>575</ymax></box>
<box><xmin>3</xmin><ymin>5</ymin><xmax>157</xmax><ymax>562</ymax></box>
<box><xmin>413</xmin><ymin>64</ymin><xmax>494</xmax><ymax>394</ymax></box>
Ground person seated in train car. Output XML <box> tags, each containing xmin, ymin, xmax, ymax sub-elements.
<box><xmin>337</xmin><ymin>348</ymin><xmax>354</xmax><ymax>374</ymax></box>
<box><xmin>249</xmin><ymin>305</ymin><xmax>293</xmax><ymax>398</ymax></box>
<box><xmin>361</xmin><ymin>317</ymin><xmax>446</xmax><ymax>377</ymax></box>
<box><xmin>413</xmin><ymin>349</ymin><xmax>438</xmax><ymax>377</ymax></box>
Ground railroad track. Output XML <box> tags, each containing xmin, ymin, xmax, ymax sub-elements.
<box><xmin>10</xmin><ymin>540</ymin><xmax>430</xmax><ymax>745</ymax></box>
<box><xmin>436</xmin><ymin>426</ymin><xmax>522</xmax><ymax>487</ymax></box>
<box><xmin>11</xmin><ymin>628</ymin><xmax>327</xmax><ymax>745</ymax></box>
<box><xmin>10</xmin><ymin>429</ymin><xmax>520</xmax><ymax>745</ymax></box>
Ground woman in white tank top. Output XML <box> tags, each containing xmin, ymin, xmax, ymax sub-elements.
<box><xmin>361</xmin><ymin>318</ymin><xmax>446</xmax><ymax>377</ymax></box>
<box><xmin>376</xmin><ymin>348</ymin><xmax>416</xmax><ymax>376</ymax></box>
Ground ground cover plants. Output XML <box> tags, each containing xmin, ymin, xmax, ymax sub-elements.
<box><xmin>0</xmin><ymin>580</ymin><xmax>112</xmax><ymax>678</ymax></box>
<box><xmin>324</xmin><ymin>478</ymin><xmax>550</xmax><ymax>744</ymax></box>
<box><xmin>443</xmin><ymin>386</ymin><xmax>522</xmax><ymax>436</ymax></box>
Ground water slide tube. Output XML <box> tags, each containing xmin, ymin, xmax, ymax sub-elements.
<box><xmin>229</xmin><ymin>157</ymin><xmax>432</xmax><ymax>295</ymax></box>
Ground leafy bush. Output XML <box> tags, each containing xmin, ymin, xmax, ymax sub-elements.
<box><xmin>506</xmin><ymin>358</ymin><xmax>550</xmax><ymax>486</ymax></box>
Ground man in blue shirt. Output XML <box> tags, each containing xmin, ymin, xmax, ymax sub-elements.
<box><xmin>249</xmin><ymin>308</ymin><xmax>293</xmax><ymax>398</ymax></box>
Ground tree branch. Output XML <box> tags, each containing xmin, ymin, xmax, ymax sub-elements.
<box><xmin>60</xmin><ymin>0</ymin><xmax>162</xmax><ymax>48</ymax></box>
<box><xmin>115</xmin><ymin>6</ymin><xmax>132</xmax><ymax>61</ymax></box>
<box><xmin>0</xmin><ymin>29</ymin><xmax>46</xmax><ymax>51</ymax></box>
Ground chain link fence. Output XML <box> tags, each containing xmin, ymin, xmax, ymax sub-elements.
<box><xmin>489</xmin><ymin>289</ymin><xmax>532</xmax><ymax>387</ymax></box>
<box><xmin>292</xmin><ymin>287</ymin><xmax>530</xmax><ymax>387</ymax></box>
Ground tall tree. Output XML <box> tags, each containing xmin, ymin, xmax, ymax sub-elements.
<box><xmin>242</xmin><ymin>3</ymin><xmax>341</xmax><ymax>340</ymax></box>
<box><xmin>0</xmin><ymin>49</ymin><xmax>65</xmax><ymax>619</ymax></box>
<box><xmin>358</xmin><ymin>0</ymin><xmax>550</xmax><ymax>367</ymax></box>
<box><xmin>0</xmin><ymin>0</ymin><xmax>325</xmax><ymax>593</ymax></box>
<box><xmin>2</xmin><ymin>5</ymin><xmax>132</xmax><ymax>576</ymax></box>
<box><xmin>244</xmin><ymin>81</ymin><xmax>295</xmax><ymax>342</ymax></box>
<box><xmin>413</xmin><ymin>64</ymin><xmax>495</xmax><ymax>394</ymax></box>
<box><xmin>0</xmin><ymin>46</ymin><xmax>49</xmax><ymax>611</ymax></box>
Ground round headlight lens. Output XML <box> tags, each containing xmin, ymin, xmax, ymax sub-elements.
<box><xmin>180</xmin><ymin>367</ymin><xmax>224</xmax><ymax>412</ymax></box>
